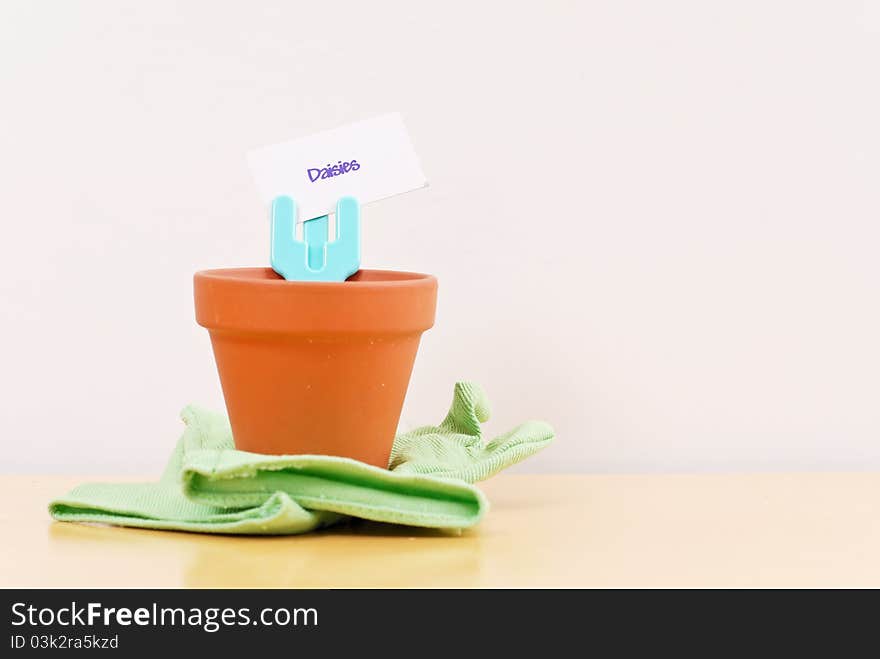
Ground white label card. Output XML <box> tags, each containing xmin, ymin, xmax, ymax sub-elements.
<box><xmin>246</xmin><ymin>113</ymin><xmax>428</xmax><ymax>222</ymax></box>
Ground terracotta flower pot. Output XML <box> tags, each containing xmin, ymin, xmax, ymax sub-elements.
<box><xmin>193</xmin><ymin>268</ymin><xmax>437</xmax><ymax>468</ymax></box>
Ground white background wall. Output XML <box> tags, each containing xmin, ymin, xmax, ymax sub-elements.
<box><xmin>1</xmin><ymin>1</ymin><xmax>878</xmax><ymax>474</ymax></box>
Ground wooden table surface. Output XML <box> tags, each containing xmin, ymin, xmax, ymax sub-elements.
<box><xmin>2</xmin><ymin>473</ymin><xmax>879</xmax><ymax>588</ymax></box>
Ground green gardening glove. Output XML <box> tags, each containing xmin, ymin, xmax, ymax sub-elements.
<box><xmin>390</xmin><ymin>382</ymin><xmax>554</xmax><ymax>482</ymax></box>
<box><xmin>49</xmin><ymin>382</ymin><xmax>554</xmax><ymax>535</ymax></box>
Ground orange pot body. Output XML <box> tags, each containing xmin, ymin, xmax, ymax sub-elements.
<box><xmin>194</xmin><ymin>268</ymin><xmax>437</xmax><ymax>468</ymax></box>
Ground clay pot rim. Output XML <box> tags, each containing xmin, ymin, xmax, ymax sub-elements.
<box><xmin>195</xmin><ymin>267</ymin><xmax>436</xmax><ymax>289</ymax></box>
<box><xmin>194</xmin><ymin>267</ymin><xmax>438</xmax><ymax>334</ymax></box>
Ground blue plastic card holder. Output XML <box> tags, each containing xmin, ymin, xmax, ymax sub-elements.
<box><xmin>270</xmin><ymin>196</ymin><xmax>361</xmax><ymax>282</ymax></box>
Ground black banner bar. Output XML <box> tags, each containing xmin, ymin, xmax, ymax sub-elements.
<box><xmin>1</xmin><ymin>588</ymin><xmax>871</xmax><ymax>652</ymax></box>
